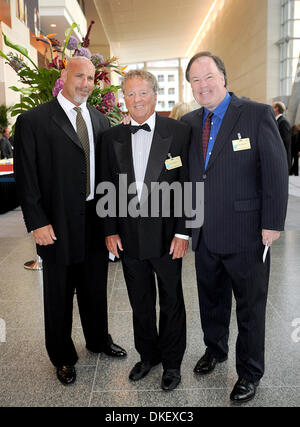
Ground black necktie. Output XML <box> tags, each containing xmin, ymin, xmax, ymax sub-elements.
<box><xmin>129</xmin><ymin>123</ymin><xmax>151</xmax><ymax>134</ymax></box>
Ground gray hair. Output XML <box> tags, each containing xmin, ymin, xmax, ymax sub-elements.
<box><xmin>122</xmin><ymin>69</ymin><xmax>159</xmax><ymax>93</ymax></box>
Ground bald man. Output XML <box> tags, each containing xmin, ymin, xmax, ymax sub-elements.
<box><xmin>14</xmin><ymin>56</ymin><xmax>127</xmax><ymax>385</ymax></box>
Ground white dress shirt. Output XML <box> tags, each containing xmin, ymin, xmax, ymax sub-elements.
<box><xmin>57</xmin><ymin>91</ymin><xmax>95</xmax><ymax>201</ymax></box>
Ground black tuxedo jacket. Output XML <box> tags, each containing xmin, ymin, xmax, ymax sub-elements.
<box><xmin>14</xmin><ymin>98</ymin><xmax>110</xmax><ymax>265</ymax></box>
<box><xmin>100</xmin><ymin>113</ymin><xmax>190</xmax><ymax>260</ymax></box>
<box><xmin>181</xmin><ymin>93</ymin><xmax>289</xmax><ymax>254</ymax></box>
<box><xmin>277</xmin><ymin>115</ymin><xmax>292</xmax><ymax>169</ymax></box>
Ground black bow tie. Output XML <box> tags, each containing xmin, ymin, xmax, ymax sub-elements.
<box><xmin>129</xmin><ymin>123</ymin><xmax>151</xmax><ymax>134</ymax></box>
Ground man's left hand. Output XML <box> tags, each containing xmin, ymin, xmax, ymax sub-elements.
<box><xmin>262</xmin><ymin>229</ymin><xmax>281</xmax><ymax>246</ymax></box>
<box><xmin>169</xmin><ymin>237</ymin><xmax>189</xmax><ymax>260</ymax></box>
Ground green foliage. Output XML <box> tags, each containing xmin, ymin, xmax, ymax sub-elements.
<box><xmin>0</xmin><ymin>26</ymin><xmax>125</xmax><ymax>126</ymax></box>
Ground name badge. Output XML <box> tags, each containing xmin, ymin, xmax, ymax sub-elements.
<box><xmin>165</xmin><ymin>156</ymin><xmax>182</xmax><ymax>170</ymax></box>
<box><xmin>232</xmin><ymin>137</ymin><xmax>251</xmax><ymax>151</ymax></box>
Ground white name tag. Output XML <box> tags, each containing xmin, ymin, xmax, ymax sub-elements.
<box><xmin>232</xmin><ymin>138</ymin><xmax>251</xmax><ymax>151</ymax></box>
<box><xmin>165</xmin><ymin>156</ymin><xmax>182</xmax><ymax>170</ymax></box>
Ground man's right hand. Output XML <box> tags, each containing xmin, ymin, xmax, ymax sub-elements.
<box><xmin>105</xmin><ymin>234</ymin><xmax>123</xmax><ymax>258</ymax></box>
<box><xmin>33</xmin><ymin>225</ymin><xmax>57</xmax><ymax>246</ymax></box>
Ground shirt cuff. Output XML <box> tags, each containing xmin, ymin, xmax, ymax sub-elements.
<box><xmin>174</xmin><ymin>234</ymin><xmax>189</xmax><ymax>240</ymax></box>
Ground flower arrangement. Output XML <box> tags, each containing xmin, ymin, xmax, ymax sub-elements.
<box><xmin>0</xmin><ymin>21</ymin><xmax>126</xmax><ymax>125</ymax></box>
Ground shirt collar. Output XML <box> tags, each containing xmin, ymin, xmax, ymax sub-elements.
<box><xmin>57</xmin><ymin>90</ymin><xmax>88</xmax><ymax>113</ymax></box>
<box><xmin>276</xmin><ymin>114</ymin><xmax>283</xmax><ymax>120</ymax></box>
<box><xmin>203</xmin><ymin>91</ymin><xmax>231</xmax><ymax>120</ymax></box>
<box><xmin>131</xmin><ymin>112</ymin><xmax>156</xmax><ymax>131</ymax></box>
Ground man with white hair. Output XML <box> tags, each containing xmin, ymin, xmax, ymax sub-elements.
<box><xmin>14</xmin><ymin>56</ymin><xmax>127</xmax><ymax>385</ymax></box>
<box><xmin>272</xmin><ymin>101</ymin><xmax>292</xmax><ymax>169</ymax></box>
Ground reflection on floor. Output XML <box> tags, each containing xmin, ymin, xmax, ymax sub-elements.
<box><xmin>0</xmin><ymin>179</ymin><xmax>300</xmax><ymax>407</ymax></box>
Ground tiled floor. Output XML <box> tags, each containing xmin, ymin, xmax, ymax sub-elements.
<box><xmin>0</xmin><ymin>178</ymin><xmax>300</xmax><ymax>407</ymax></box>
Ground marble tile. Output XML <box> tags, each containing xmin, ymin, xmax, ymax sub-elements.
<box><xmin>0</xmin><ymin>204</ymin><xmax>300</xmax><ymax>407</ymax></box>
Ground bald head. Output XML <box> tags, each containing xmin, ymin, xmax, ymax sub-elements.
<box><xmin>65</xmin><ymin>56</ymin><xmax>95</xmax><ymax>72</ymax></box>
<box><xmin>61</xmin><ymin>56</ymin><xmax>95</xmax><ymax>105</ymax></box>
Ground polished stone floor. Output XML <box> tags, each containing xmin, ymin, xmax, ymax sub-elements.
<box><xmin>0</xmin><ymin>178</ymin><xmax>300</xmax><ymax>407</ymax></box>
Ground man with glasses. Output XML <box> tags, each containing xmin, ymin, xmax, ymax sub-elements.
<box><xmin>100</xmin><ymin>69</ymin><xmax>190</xmax><ymax>391</ymax></box>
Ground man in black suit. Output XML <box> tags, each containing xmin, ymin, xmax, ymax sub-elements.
<box><xmin>181</xmin><ymin>52</ymin><xmax>288</xmax><ymax>403</ymax></box>
<box><xmin>100</xmin><ymin>70</ymin><xmax>190</xmax><ymax>391</ymax></box>
<box><xmin>0</xmin><ymin>127</ymin><xmax>13</xmax><ymax>159</ymax></box>
<box><xmin>14</xmin><ymin>56</ymin><xmax>126</xmax><ymax>385</ymax></box>
<box><xmin>272</xmin><ymin>101</ymin><xmax>292</xmax><ymax>170</ymax></box>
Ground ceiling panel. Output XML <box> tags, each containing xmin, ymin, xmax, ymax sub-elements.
<box><xmin>90</xmin><ymin>0</ymin><xmax>212</xmax><ymax>64</ymax></box>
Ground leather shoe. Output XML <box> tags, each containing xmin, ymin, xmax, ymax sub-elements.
<box><xmin>56</xmin><ymin>365</ymin><xmax>76</xmax><ymax>385</ymax></box>
<box><xmin>161</xmin><ymin>369</ymin><xmax>181</xmax><ymax>391</ymax></box>
<box><xmin>230</xmin><ymin>378</ymin><xmax>259</xmax><ymax>403</ymax></box>
<box><xmin>87</xmin><ymin>335</ymin><xmax>127</xmax><ymax>358</ymax></box>
<box><xmin>194</xmin><ymin>350</ymin><xmax>227</xmax><ymax>374</ymax></box>
<box><xmin>129</xmin><ymin>361</ymin><xmax>158</xmax><ymax>381</ymax></box>
<box><xmin>102</xmin><ymin>341</ymin><xmax>127</xmax><ymax>358</ymax></box>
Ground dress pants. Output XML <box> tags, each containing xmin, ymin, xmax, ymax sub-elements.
<box><xmin>42</xmin><ymin>202</ymin><xmax>109</xmax><ymax>367</ymax></box>
<box><xmin>122</xmin><ymin>252</ymin><xmax>186</xmax><ymax>370</ymax></box>
<box><xmin>195</xmin><ymin>234</ymin><xmax>270</xmax><ymax>383</ymax></box>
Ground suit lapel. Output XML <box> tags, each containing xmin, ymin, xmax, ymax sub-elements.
<box><xmin>143</xmin><ymin>114</ymin><xmax>173</xmax><ymax>193</ymax></box>
<box><xmin>51</xmin><ymin>98</ymin><xmax>82</xmax><ymax>150</ymax></box>
<box><xmin>87</xmin><ymin>104</ymin><xmax>99</xmax><ymax>148</ymax></box>
<box><xmin>206</xmin><ymin>94</ymin><xmax>242</xmax><ymax>171</ymax></box>
<box><xmin>190</xmin><ymin>108</ymin><xmax>205</xmax><ymax>170</ymax></box>
<box><xmin>114</xmin><ymin>124</ymin><xmax>136</xmax><ymax>186</ymax></box>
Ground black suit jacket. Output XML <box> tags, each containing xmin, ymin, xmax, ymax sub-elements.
<box><xmin>277</xmin><ymin>115</ymin><xmax>292</xmax><ymax>169</ymax></box>
<box><xmin>182</xmin><ymin>93</ymin><xmax>289</xmax><ymax>254</ymax></box>
<box><xmin>0</xmin><ymin>136</ymin><xmax>13</xmax><ymax>159</ymax></box>
<box><xmin>14</xmin><ymin>98</ymin><xmax>110</xmax><ymax>265</ymax></box>
<box><xmin>100</xmin><ymin>113</ymin><xmax>190</xmax><ymax>260</ymax></box>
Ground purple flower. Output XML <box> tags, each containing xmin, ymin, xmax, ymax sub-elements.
<box><xmin>7</xmin><ymin>53</ymin><xmax>24</xmax><ymax>72</ymax></box>
<box><xmin>103</xmin><ymin>92</ymin><xmax>115</xmax><ymax>104</ymax></box>
<box><xmin>67</xmin><ymin>35</ymin><xmax>78</xmax><ymax>50</ymax></box>
<box><xmin>52</xmin><ymin>77</ymin><xmax>64</xmax><ymax>97</ymax></box>
<box><xmin>91</xmin><ymin>53</ymin><xmax>104</xmax><ymax>67</ymax></box>
<box><xmin>74</xmin><ymin>47</ymin><xmax>91</xmax><ymax>59</ymax></box>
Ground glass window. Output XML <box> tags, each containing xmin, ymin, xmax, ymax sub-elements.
<box><xmin>168</xmin><ymin>75</ymin><xmax>175</xmax><ymax>82</ymax></box>
<box><xmin>280</xmin><ymin>0</ymin><xmax>300</xmax><ymax>95</ymax></box>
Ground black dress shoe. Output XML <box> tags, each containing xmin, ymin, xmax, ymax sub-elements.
<box><xmin>230</xmin><ymin>378</ymin><xmax>259</xmax><ymax>403</ymax></box>
<box><xmin>129</xmin><ymin>361</ymin><xmax>157</xmax><ymax>381</ymax></box>
<box><xmin>161</xmin><ymin>369</ymin><xmax>181</xmax><ymax>391</ymax></box>
<box><xmin>194</xmin><ymin>350</ymin><xmax>227</xmax><ymax>374</ymax></box>
<box><xmin>87</xmin><ymin>335</ymin><xmax>127</xmax><ymax>357</ymax></box>
<box><xmin>56</xmin><ymin>365</ymin><xmax>76</xmax><ymax>385</ymax></box>
<box><xmin>102</xmin><ymin>341</ymin><xmax>127</xmax><ymax>358</ymax></box>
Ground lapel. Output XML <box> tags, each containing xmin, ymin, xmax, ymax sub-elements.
<box><xmin>114</xmin><ymin>124</ymin><xmax>136</xmax><ymax>186</ymax></box>
<box><xmin>114</xmin><ymin>114</ymin><xmax>173</xmax><ymax>202</ymax></box>
<box><xmin>51</xmin><ymin>98</ymin><xmax>82</xmax><ymax>150</ymax></box>
<box><xmin>206</xmin><ymin>93</ymin><xmax>243</xmax><ymax>171</ymax></box>
<box><xmin>190</xmin><ymin>108</ymin><xmax>205</xmax><ymax>170</ymax></box>
<box><xmin>143</xmin><ymin>113</ymin><xmax>173</xmax><ymax>188</ymax></box>
<box><xmin>87</xmin><ymin>104</ymin><xmax>100</xmax><ymax>147</ymax></box>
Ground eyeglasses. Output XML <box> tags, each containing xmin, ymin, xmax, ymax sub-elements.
<box><xmin>124</xmin><ymin>90</ymin><xmax>152</xmax><ymax>99</ymax></box>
